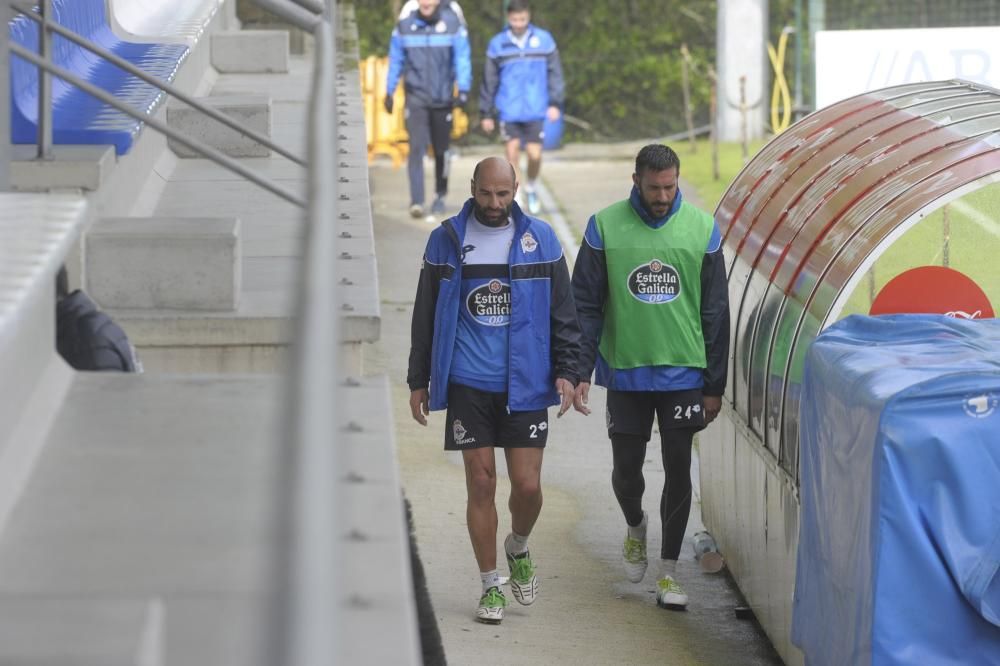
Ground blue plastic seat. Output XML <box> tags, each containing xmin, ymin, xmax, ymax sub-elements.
<box><xmin>9</xmin><ymin>0</ymin><xmax>190</xmax><ymax>155</ymax></box>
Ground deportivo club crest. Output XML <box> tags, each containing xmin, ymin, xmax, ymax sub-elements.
<box><xmin>466</xmin><ymin>279</ymin><xmax>511</xmax><ymax>326</ymax></box>
<box><xmin>627</xmin><ymin>259</ymin><xmax>681</xmax><ymax>303</ymax></box>
<box><xmin>520</xmin><ymin>232</ymin><xmax>538</xmax><ymax>253</ymax></box>
<box><xmin>452</xmin><ymin>419</ymin><xmax>475</xmax><ymax>445</ymax></box>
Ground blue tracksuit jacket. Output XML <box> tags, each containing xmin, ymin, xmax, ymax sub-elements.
<box><xmin>480</xmin><ymin>24</ymin><xmax>564</xmax><ymax>123</ymax></box>
<box><xmin>407</xmin><ymin>200</ymin><xmax>581</xmax><ymax>411</ymax></box>
<box><xmin>387</xmin><ymin>5</ymin><xmax>471</xmax><ymax>108</ymax></box>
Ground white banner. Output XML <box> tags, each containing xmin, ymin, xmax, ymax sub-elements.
<box><xmin>815</xmin><ymin>26</ymin><xmax>1000</xmax><ymax>109</ymax></box>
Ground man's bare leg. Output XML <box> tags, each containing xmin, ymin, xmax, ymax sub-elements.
<box><xmin>462</xmin><ymin>447</ymin><xmax>499</xmax><ymax>572</ymax></box>
<box><xmin>503</xmin><ymin>446</ymin><xmax>543</xmax><ymax>605</ymax></box>
<box><xmin>505</xmin><ymin>447</ymin><xmax>544</xmax><ymax>536</ymax></box>
<box><xmin>525</xmin><ymin>141</ymin><xmax>543</xmax><ymax>183</ymax></box>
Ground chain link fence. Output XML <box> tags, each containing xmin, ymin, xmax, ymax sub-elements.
<box><xmin>825</xmin><ymin>0</ymin><xmax>1000</xmax><ymax>29</ymax></box>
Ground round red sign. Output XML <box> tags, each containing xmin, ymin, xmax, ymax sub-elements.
<box><xmin>869</xmin><ymin>266</ymin><xmax>994</xmax><ymax>319</ymax></box>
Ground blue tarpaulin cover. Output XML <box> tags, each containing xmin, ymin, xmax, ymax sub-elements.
<box><xmin>792</xmin><ymin>314</ymin><xmax>1000</xmax><ymax>666</ymax></box>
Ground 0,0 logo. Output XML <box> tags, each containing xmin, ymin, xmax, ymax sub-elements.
<box><xmin>627</xmin><ymin>260</ymin><xmax>681</xmax><ymax>304</ymax></box>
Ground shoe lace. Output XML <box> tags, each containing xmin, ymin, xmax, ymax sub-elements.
<box><xmin>624</xmin><ymin>536</ymin><xmax>646</xmax><ymax>562</ymax></box>
<box><xmin>657</xmin><ymin>577</ymin><xmax>683</xmax><ymax>594</ymax></box>
<box><xmin>481</xmin><ymin>586</ymin><xmax>507</xmax><ymax>608</ymax></box>
<box><xmin>509</xmin><ymin>554</ymin><xmax>536</xmax><ymax>583</ymax></box>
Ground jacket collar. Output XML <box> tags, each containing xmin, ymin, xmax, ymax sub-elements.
<box><xmin>628</xmin><ymin>185</ymin><xmax>683</xmax><ymax>229</ymax></box>
<box><xmin>448</xmin><ymin>198</ymin><xmax>531</xmax><ymax>246</ymax></box>
<box><xmin>505</xmin><ymin>24</ymin><xmax>534</xmax><ymax>47</ymax></box>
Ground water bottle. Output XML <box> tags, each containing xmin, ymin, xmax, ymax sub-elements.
<box><xmin>691</xmin><ymin>530</ymin><xmax>725</xmax><ymax>573</ymax></box>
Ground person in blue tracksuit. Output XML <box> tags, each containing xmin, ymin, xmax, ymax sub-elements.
<box><xmin>479</xmin><ymin>0</ymin><xmax>564</xmax><ymax>216</ymax></box>
<box><xmin>407</xmin><ymin>156</ymin><xmax>580</xmax><ymax>625</ymax></box>
<box><xmin>385</xmin><ymin>0</ymin><xmax>471</xmax><ymax>220</ymax></box>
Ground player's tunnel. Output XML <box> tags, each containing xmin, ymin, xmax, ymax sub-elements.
<box><xmin>717</xmin><ymin>79</ymin><xmax>1000</xmax><ymax>481</ymax></box>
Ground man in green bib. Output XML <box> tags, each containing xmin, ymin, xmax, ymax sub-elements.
<box><xmin>571</xmin><ymin>144</ymin><xmax>730</xmax><ymax>610</ymax></box>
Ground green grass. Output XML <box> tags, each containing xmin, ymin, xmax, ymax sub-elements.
<box><xmin>670</xmin><ymin>138</ymin><xmax>769</xmax><ymax>211</ymax></box>
<box><xmin>840</xmin><ymin>182</ymin><xmax>1000</xmax><ymax>316</ymax></box>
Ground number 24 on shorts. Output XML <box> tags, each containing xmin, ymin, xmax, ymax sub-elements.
<box><xmin>674</xmin><ymin>403</ymin><xmax>701</xmax><ymax>421</ymax></box>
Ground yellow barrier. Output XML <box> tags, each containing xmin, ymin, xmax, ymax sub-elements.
<box><xmin>360</xmin><ymin>55</ymin><xmax>469</xmax><ymax>167</ymax></box>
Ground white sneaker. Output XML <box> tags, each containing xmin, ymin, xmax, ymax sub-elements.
<box><xmin>622</xmin><ymin>531</ymin><xmax>648</xmax><ymax>583</ymax></box>
<box><xmin>476</xmin><ymin>586</ymin><xmax>506</xmax><ymax>624</ymax></box>
<box><xmin>506</xmin><ymin>549</ymin><xmax>539</xmax><ymax>605</ymax></box>
<box><xmin>656</xmin><ymin>576</ymin><xmax>688</xmax><ymax>610</ymax></box>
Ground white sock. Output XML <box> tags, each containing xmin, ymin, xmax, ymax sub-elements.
<box><xmin>627</xmin><ymin>511</ymin><xmax>647</xmax><ymax>541</ymax></box>
<box><xmin>659</xmin><ymin>559</ymin><xmax>678</xmax><ymax>579</ymax></box>
<box><xmin>525</xmin><ymin>179</ymin><xmax>537</xmax><ymax>193</ymax></box>
<box><xmin>481</xmin><ymin>569</ymin><xmax>501</xmax><ymax>593</ymax></box>
<box><xmin>505</xmin><ymin>531</ymin><xmax>529</xmax><ymax>556</ymax></box>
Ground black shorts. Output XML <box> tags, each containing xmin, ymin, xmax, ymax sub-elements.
<box><xmin>445</xmin><ymin>383</ymin><xmax>548</xmax><ymax>450</ymax></box>
<box><xmin>500</xmin><ymin>120</ymin><xmax>545</xmax><ymax>146</ymax></box>
<box><xmin>605</xmin><ymin>388</ymin><xmax>706</xmax><ymax>439</ymax></box>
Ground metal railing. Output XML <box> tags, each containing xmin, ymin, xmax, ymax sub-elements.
<box><xmin>7</xmin><ymin>0</ymin><xmax>317</xmax><ymax>206</ymax></box>
<box><xmin>5</xmin><ymin>0</ymin><xmax>345</xmax><ymax>662</ymax></box>
<box><xmin>270</xmin><ymin>2</ymin><xmax>343</xmax><ymax>665</ymax></box>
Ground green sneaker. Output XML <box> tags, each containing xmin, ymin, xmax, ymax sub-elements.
<box><xmin>476</xmin><ymin>586</ymin><xmax>507</xmax><ymax>624</ymax></box>
<box><xmin>506</xmin><ymin>550</ymin><xmax>539</xmax><ymax>605</ymax></box>
<box><xmin>623</xmin><ymin>533</ymin><xmax>648</xmax><ymax>583</ymax></box>
<box><xmin>656</xmin><ymin>576</ymin><xmax>689</xmax><ymax>610</ymax></box>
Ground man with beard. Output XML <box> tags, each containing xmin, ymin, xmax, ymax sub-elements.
<box><xmin>570</xmin><ymin>144</ymin><xmax>730</xmax><ymax>611</ymax></box>
<box><xmin>385</xmin><ymin>0</ymin><xmax>471</xmax><ymax>220</ymax></box>
<box><xmin>407</xmin><ymin>156</ymin><xmax>581</xmax><ymax>624</ymax></box>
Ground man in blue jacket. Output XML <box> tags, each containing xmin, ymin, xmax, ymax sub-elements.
<box><xmin>479</xmin><ymin>0</ymin><xmax>564</xmax><ymax>216</ymax></box>
<box><xmin>385</xmin><ymin>0</ymin><xmax>472</xmax><ymax>220</ymax></box>
<box><xmin>407</xmin><ymin>156</ymin><xmax>580</xmax><ymax>624</ymax></box>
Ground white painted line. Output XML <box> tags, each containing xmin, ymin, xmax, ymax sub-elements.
<box><xmin>949</xmin><ymin>199</ymin><xmax>1000</xmax><ymax>239</ymax></box>
<box><xmin>534</xmin><ymin>179</ymin><xmax>580</xmax><ymax>267</ymax></box>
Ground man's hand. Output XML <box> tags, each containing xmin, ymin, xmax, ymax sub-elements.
<box><xmin>409</xmin><ymin>388</ymin><xmax>430</xmax><ymax>425</ymax></box>
<box><xmin>383</xmin><ymin>94</ymin><xmax>394</xmax><ymax>114</ymax></box>
<box><xmin>546</xmin><ymin>105</ymin><xmax>561</xmax><ymax>122</ymax></box>
<box><xmin>573</xmin><ymin>381</ymin><xmax>592</xmax><ymax>416</ymax></box>
<box><xmin>480</xmin><ymin>117</ymin><xmax>495</xmax><ymax>134</ymax></box>
<box><xmin>703</xmin><ymin>395</ymin><xmax>722</xmax><ymax>425</ymax></box>
<box><xmin>555</xmin><ymin>378</ymin><xmax>575</xmax><ymax>418</ymax></box>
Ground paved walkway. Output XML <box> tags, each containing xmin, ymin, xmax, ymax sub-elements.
<box><xmin>367</xmin><ymin>146</ymin><xmax>782</xmax><ymax>665</ymax></box>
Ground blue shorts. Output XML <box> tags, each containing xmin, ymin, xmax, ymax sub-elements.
<box><xmin>500</xmin><ymin>120</ymin><xmax>544</xmax><ymax>146</ymax></box>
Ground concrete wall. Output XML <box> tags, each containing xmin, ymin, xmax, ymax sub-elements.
<box><xmin>716</xmin><ymin>0</ymin><xmax>769</xmax><ymax>142</ymax></box>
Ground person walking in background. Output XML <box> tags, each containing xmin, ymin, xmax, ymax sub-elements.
<box><xmin>398</xmin><ymin>0</ymin><xmax>465</xmax><ymax>25</ymax></box>
<box><xmin>385</xmin><ymin>0</ymin><xmax>471</xmax><ymax>220</ymax></box>
<box><xmin>570</xmin><ymin>144</ymin><xmax>729</xmax><ymax>611</ymax></box>
<box><xmin>56</xmin><ymin>267</ymin><xmax>140</xmax><ymax>373</ymax></box>
<box><xmin>407</xmin><ymin>156</ymin><xmax>580</xmax><ymax>624</ymax></box>
<box><xmin>479</xmin><ymin>0</ymin><xmax>564</xmax><ymax>215</ymax></box>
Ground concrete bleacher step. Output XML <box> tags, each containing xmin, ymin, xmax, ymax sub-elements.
<box><xmin>0</xmin><ymin>597</ymin><xmax>163</xmax><ymax>666</ymax></box>
<box><xmin>211</xmin><ymin>30</ymin><xmax>289</xmax><ymax>73</ymax></box>
<box><xmin>9</xmin><ymin>145</ymin><xmax>117</xmax><ymax>192</ymax></box>
<box><xmin>0</xmin><ymin>372</ymin><xmax>282</xmax><ymax>666</ymax></box>
<box><xmin>0</xmin><ymin>193</ymin><xmax>88</xmax><ymax>540</ymax></box>
<box><xmin>86</xmin><ymin>217</ymin><xmax>241</xmax><ymax>310</ymax></box>
<box><xmin>166</xmin><ymin>95</ymin><xmax>272</xmax><ymax>158</ymax></box>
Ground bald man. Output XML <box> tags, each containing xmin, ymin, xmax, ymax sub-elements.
<box><xmin>407</xmin><ymin>156</ymin><xmax>581</xmax><ymax>624</ymax></box>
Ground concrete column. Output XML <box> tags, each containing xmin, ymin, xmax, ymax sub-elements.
<box><xmin>716</xmin><ymin>0</ymin><xmax>768</xmax><ymax>142</ymax></box>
